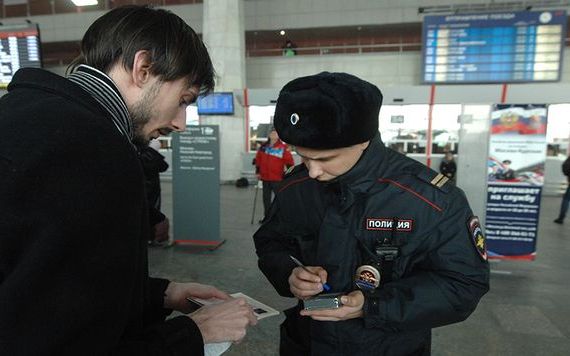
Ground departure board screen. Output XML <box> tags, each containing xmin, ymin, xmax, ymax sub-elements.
<box><xmin>0</xmin><ymin>23</ymin><xmax>42</xmax><ymax>87</ymax></box>
<box><xmin>197</xmin><ymin>92</ymin><xmax>234</xmax><ymax>115</ymax></box>
<box><xmin>422</xmin><ymin>11</ymin><xmax>567</xmax><ymax>84</ymax></box>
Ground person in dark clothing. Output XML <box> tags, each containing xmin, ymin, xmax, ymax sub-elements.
<box><xmin>254</xmin><ymin>128</ymin><xmax>295</xmax><ymax>220</ymax></box>
<box><xmin>139</xmin><ymin>140</ymin><xmax>170</xmax><ymax>243</ymax></box>
<box><xmin>253</xmin><ymin>72</ymin><xmax>489</xmax><ymax>355</ymax></box>
<box><xmin>554</xmin><ymin>156</ymin><xmax>570</xmax><ymax>224</ymax></box>
<box><xmin>0</xmin><ymin>6</ymin><xmax>255</xmax><ymax>356</ymax></box>
<box><xmin>141</xmin><ymin>139</ymin><xmax>169</xmax><ymax>211</ymax></box>
<box><xmin>439</xmin><ymin>151</ymin><xmax>457</xmax><ymax>181</ymax></box>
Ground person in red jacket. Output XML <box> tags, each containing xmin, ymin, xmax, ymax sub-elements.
<box><xmin>255</xmin><ymin>128</ymin><xmax>295</xmax><ymax>219</ymax></box>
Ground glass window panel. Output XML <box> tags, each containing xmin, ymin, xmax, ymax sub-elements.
<box><xmin>379</xmin><ymin>104</ymin><xmax>429</xmax><ymax>153</ymax></box>
<box><xmin>186</xmin><ymin>105</ymin><xmax>199</xmax><ymax>126</ymax></box>
<box><xmin>546</xmin><ymin>104</ymin><xmax>570</xmax><ymax>156</ymax></box>
<box><xmin>249</xmin><ymin>105</ymin><xmax>275</xmax><ymax>151</ymax></box>
<box><xmin>431</xmin><ymin>104</ymin><xmax>462</xmax><ymax>153</ymax></box>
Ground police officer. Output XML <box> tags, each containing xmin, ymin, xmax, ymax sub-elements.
<box><xmin>253</xmin><ymin>72</ymin><xmax>490</xmax><ymax>355</ymax></box>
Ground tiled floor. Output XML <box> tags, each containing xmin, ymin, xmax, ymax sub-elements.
<box><xmin>149</xmin><ymin>183</ymin><xmax>569</xmax><ymax>356</ymax></box>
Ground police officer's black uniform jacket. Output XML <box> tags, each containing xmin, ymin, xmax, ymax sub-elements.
<box><xmin>253</xmin><ymin>134</ymin><xmax>490</xmax><ymax>355</ymax></box>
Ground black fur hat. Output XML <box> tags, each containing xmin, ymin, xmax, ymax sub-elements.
<box><xmin>274</xmin><ymin>72</ymin><xmax>382</xmax><ymax>149</ymax></box>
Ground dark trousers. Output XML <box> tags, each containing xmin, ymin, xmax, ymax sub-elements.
<box><xmin>262</xmin><ymin>181</ymin><xmax>280</xmax><ymax>218</ymax></box>
<box><xmin>557</xmin><ymin>184</ymin><xmax>570</xmax><ymax>221</ymax></box>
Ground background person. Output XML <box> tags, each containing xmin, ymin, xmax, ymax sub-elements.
<box><xmin>0</xmin><ymin>6</ymin><xmax>256</xmax><ymax>355</ymax></box>
<box><xmin>254</xmin><ymin>128</ymin><xmax>294</xmax><ymax>220</ymax></box>
<box><xmin>139</xmin><ymin>139</ymin><xmax>170</xmax><ymax>244</ymax></box>
<box><xmin>440</xmin><ymin>151</ymin><xmax>457</xmax><ymax>181</ymax></box>
<box><xmin>554</xmin><ymin>155</ymin><xmax>570</xmax><ymax>224</ymax></box>
<box><xmin>282</xmin><ymin>39</ymin><xmax>298</xmax><ymax>57</ymax></box>
<box><xmin>253</xmin><ymin>72</ymin><xmax>489</xmax><ymax>355</ymax></box>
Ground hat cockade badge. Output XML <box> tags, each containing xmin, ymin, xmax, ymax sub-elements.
<box><xmin>290</xmin><ymin>113</ymin><xmax>300</xmax><ymax>125</ymax></box>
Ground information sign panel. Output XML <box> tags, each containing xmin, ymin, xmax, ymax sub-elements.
<box><xmin>172</xmin><ymin>126</ymin><xmax>221</xmax><ymax>245</ymax></box>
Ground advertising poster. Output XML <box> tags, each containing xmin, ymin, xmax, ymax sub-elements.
<box><xmin>485</xmin><ymin>104</ymin><xmax>547</xmax><ymax>260</ymax></box>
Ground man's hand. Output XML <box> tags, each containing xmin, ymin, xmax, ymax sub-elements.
<box><xmin>288</xmin><ymin>266</ymin><xmax>328</xmax><ymax>300</ymax></box>
<box><xmin>299</xmin><ymin>290</ymin><xmax>364</xmax><ymax>321</ymax></box>
<box><xmin>189</xmin><ymin>298</ymin><xmax>257</xmax><ymax>344</ymax></box>
<box><xmin>164</xmin><ymin>282</ymin><xmax>231</xmax><ymax>313</ymax></box>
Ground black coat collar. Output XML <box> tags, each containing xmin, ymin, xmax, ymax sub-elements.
<box><xmin>327</xmin><ymin>134</ymin><xmax>389</xmax><ymax>211</ymax></box>
<box><xmin>8</xmin><ymin>68</ymin><xmax>109</xmax><ymax>119</ymax></box>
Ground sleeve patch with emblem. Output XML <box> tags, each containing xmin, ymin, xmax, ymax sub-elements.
<box><xmin>467</xmin><ymin>216</ymin><xmax>487</xmax><ymax>261</ymax></box>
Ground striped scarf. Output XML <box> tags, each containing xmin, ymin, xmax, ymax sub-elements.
<box><xmin>68</xmin><ymin>64</ymin><xmax>133</xmax><ymax>144</ymax></box>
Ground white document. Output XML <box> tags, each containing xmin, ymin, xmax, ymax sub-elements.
<box><xmin>229</xmin><ymin>292</ymin><xmax>280</xmax><ymax>320</ymax></box>
<box><xmin>193</xmin><ymin>293</ymin><xmax>280</xmax><ymax>356</ymax></box>
<box><xmin>204</xmin><ymin>342</ymin><xmax>232</xmax><ymax>356</ymax></box>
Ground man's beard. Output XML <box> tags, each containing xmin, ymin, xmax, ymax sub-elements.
<box><xmin>130</xmin><ymin>82</ymin><xmax>161</xmax><ymax>146</ymax></box>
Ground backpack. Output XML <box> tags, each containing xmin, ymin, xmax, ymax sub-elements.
<box><xmin>562</xmin><ymin>157</ymin><xmax>570</xmax><ymax>177</ymax></box>
<box><xmin>235</xmin><ymin>177</ymin><xmax>249</xmax><ymax>188</ymax></box>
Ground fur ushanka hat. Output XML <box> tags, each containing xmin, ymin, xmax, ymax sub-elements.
<box><xmin>273</xmin><ymin>72</ymin><xmax>382</xmax><ymax>149</ymax></box>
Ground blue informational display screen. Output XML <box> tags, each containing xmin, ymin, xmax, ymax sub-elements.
<box><xmin>197</xmin><ymin>92</ymin><xmax>234</xmax><ymax>115</ymax></box>
<box><xmin>422</xmin><ymin>11</ymin><xmax>567</xmax><ymax>84</ymax></box>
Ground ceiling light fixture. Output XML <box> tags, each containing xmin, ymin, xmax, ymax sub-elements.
<box><xmin>71</xmin><ymin>0</ymin><xmax>98</xmax><ymax>6</ymax></box>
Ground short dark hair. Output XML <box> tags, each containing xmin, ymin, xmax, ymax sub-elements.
<box><xmin>69</xmin><ymin>5</ymin><xmax>214</xmax><ymax>95</ymax></box>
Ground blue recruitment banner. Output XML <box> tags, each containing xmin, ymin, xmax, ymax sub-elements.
<box><xmin>485</xmin><ymin>104</ymin><xmax>548</xmax><ymax>260</ymax></box>
<box><xmin>172</xmin><ymin>126</ymin><xmax>221</xmax><ymax>246</ymax></box>
<box><xmin>422</xmin><ymin>10</ymin><xmax>567</xmax><ymax>83</ymax></box>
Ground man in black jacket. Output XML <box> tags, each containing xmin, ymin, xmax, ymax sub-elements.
<box><xmin>0</xmin><ymin>6</ymin><xmax>255</xmax><ymax>355</ymax></box>
<box><xmin>253</xmin><ymin>72</ymin><xmax>489</xmax><ymax>355</ymax></box>
<box><xmin>139</xmin><ymin>141</ymin><xmax>171</xmax><ymax>243</ymax></box>
<box><xmin>554</xmin><ymin>156</ymin><xmax>570</xmax><ymax>224</ymax></box>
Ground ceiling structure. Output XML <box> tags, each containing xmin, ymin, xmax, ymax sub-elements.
<box><xmin>2</xmin><ymin>0</ymin><xmax>569</xmax><ymax>65</ymax></box>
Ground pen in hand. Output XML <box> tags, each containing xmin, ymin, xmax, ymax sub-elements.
<box><xmin>289</xmin><ymin>255</ymin><xmax>331</xmax><ymax>292</ymax></box>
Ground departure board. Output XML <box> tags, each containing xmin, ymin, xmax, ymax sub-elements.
<box><xmin>197</xmin><ymin>92</ymin><xmax>234</xmax><ymax>115</ymax></box>
<box><xmin>0</xmin><ymin>23</ymin><xmax>41</xmax><ymax>87</ymax></box>
<box><xmin>422</xmin><ymin>11</ymin><xmax>567</xmax><ymax>84</ymax></box>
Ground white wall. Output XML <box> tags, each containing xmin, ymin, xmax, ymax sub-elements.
<box><xmin>246</xmin><ymin>51</ymin><xmax>419</xmax><ymax>88</ymax></box>
<box><xmin>244</xmin><ymin>0</ymin><xmax>421</xmax><ymax>29</ymax></box>
<box><xmin>245</xmin><ymin>0</ymin><xmax>570</xmax><ymax>31</ymax></box>
<box><xmin>246</xmin><ymin>47</ymin><xmax>570</xmax><ymax>89</ymax></box>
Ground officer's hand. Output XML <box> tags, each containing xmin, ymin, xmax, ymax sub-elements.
<box><xmin>189</xmin><ymin>298</ymin><xmax>257</xmax><ymax>343</ymax></box>
<box><xmin>163</xmin><ymin>282</ymin><xmax>231</xmax><ymax>313</ymax></box>
<box><xmin>288</xmin><ymin>266</ymin><xmax>328</xmax><ymax>299</ymax></box>
<box><xmin>299</xmin><ymin>290</ymin><xmax>364</xmax><ymax>321</ymax></box>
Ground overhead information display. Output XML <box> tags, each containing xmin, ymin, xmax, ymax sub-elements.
<box><xmin>0</xmin><ymin>23</ymin><xmax>42</xmax><ymax>86</ymax></box>
<box><xmin>197</xmin><ymin>92</ymin><xmax>234</xmax><ymax>115</ymax></box>
<box><xmin>422</xmin><ymin>11</ymin><xmax>567</xmax><ymax>84</ymax></box>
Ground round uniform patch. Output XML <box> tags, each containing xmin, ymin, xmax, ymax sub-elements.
<box><xmin>354</xmin><ymin>265</ymin><xmax>380</xmax><ymax>291</ymax></box>
<box><xmin>467</xmin><ymin>216</ymin><xmax>487</xmax><ymax>261</ymax></box>
<box><xmin>290</xmin><ymin>113</ymin><xmax>300</xmax><ymax>125</ymax></box>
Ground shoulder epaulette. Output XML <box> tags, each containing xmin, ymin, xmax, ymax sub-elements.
<box><xmin>415</xmin><ymin>168</ymin><xmax>453</xmax><ymax>193</ymax></box>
